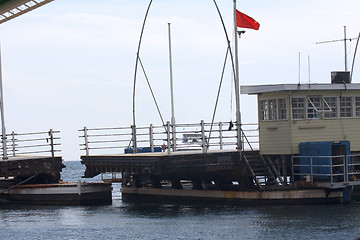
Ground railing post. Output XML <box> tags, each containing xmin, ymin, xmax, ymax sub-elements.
<box><xmin>131</xmin><ymin>125</ymin><xmax>137</xmax><ymax>153</ymax></box>
<box><xmin>291</xmin><ymin>156</ymin><xmax>294</xmax><ymax>185</ymax></box>
<box><xmin>83</xmin><ymin>126</ymin><xmax>89</xmax><ymax>156</ymax></box>
<box><xmin>201</xmin><ymin>120</ymin><xmax>206</xmax><ymax>153</ymax></box>
<box><xmin>310</xmin><ymin>157</ymin><xmax>313</xmax><ymax>182</ymax></box>
<box><xmin>166</xmin><ymin>121</ymin><xmax>171</xmax><ymax>154</ymax></box>
<box><xmin>219</xmin><ymin>122</ymin><xmax>223</xmax><ymax>150</ymax></box>
<box><xmin>330</xmin><ymin>157</ymin><xmax>333</xmax><ymax>183</ymax></box>
<box><xmin>344</xmin><ymin>155</ymin><xmax>348</xmax><ymax>183</ymax></box>
<box><xmin>172</xmin><ymin>122</ymin><xmax>177</xmax><ymax>152</ymax></box>
<box><xmin>149</xmin><ymin>124</ymin><xmax>154</xmax><ymax>152</ymax></box>
<box><xmin>11</xmin><ymin>131</ymin><xmax>15</xmax><ymax>157</ymax></box>
<box><xmin>49</xmin><ymin>129</ymin><xmax>55</xmax><ymax>158</ymax></box>
<box><xmin>241</xmin><ymin>129</ymin><xmax>245</xmax><ymax>151</ymax></box>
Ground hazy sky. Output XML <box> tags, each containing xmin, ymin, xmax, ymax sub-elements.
<box><xmin>1</xmin><ymin>0</ymin><xmax>360</xmax><ymax>161</ymax></box>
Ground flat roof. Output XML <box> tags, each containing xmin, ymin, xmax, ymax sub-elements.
<box><xmin>0</xmin><ymin>0</ymin><xmax>53</xmax><ymax>24</ymax></box>
<box><xmin>241</xmin><ymin>83</ymin><xmax>360</xmax><ymax>95</ymax></box>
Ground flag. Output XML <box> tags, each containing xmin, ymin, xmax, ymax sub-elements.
<box><xmin>236</xmin><ymin>10</ymin><xmax>260</xmax><ymax>30</ymax></box>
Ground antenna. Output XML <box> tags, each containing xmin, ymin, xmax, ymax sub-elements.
<box><xmin>308</xmin><ymin>55</ymin><xmax>311</xmax><ymax>86</ymax></box>
<box><xmin>316</xmin><ymin>26</ymin><xmax>357</xmax><ymax>72</ymax></box>
<box><xmin>298</xmin><ymin>52</ymin><xmax>301</xmax><ymax>84</ymax></box>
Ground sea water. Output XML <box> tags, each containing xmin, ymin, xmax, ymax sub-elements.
<box><xmin>0</xmin><ymin>161</ymin><xmax>359</xmax><ymax>240</ymax></box>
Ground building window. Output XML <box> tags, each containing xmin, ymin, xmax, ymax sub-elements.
<box><xmin>278</xmin><ymin>98</ymin><xmax>287</xmax><ymax>120</ymax></box>
<box><xmin>292</xmin><ymin>97</ymin><xmax>305</xmax><ymax>120</ymax></box>
<box><xmin>323</xmin><ymin>97</ymin><xmax>338</xmax><ymax>118</ymax></box>
<box><xmin>307</xmin><ymin>97</ymin><xmax>321</xmax><ymax>119</ymax></box>
<box><xmin>356</xmin><ymin>97</ymin><xmax>360</xmax><ymax>118</ymax></box>
<box><xmin>259</xmin><ymin>98</ymin><xmax>287</xmax><ymax>121</ymax></box>
<box><xmin>259</xmin><ymin>100</ymin><xmax>268</xmax><ymax>120</ymax></box>
<box><xmin>340</xmin><ymin>96</ymin><xmax>353</xmax><ymax>118</ymax></box>
<box><xmin>268</xmin><ymin>99</ymin><xmax>278</xmax><ymax>120</ymax></box>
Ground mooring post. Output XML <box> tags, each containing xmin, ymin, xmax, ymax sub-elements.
<box><xmin>49</xmin><ymin>129</ymin><xmax>55</xmax><ymax>158</ymax></box>
<box><xmin>83</xmin><ymin>126</ymin><xmax>89</xmax><ymax>156</ymax></box>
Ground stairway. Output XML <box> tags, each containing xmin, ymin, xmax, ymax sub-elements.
<box><xmin>242</xmin><ymin>151</ymin><xmax>284</xmax><ymax>189</ymax></box>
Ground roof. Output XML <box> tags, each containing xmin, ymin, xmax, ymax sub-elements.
<box><xmin>241</xmin><ymin>83</ymin><xmax>360</xmax><ymax>95</ymax></box>
<box><xmin>0</xmin><ymin>0</ymin><xmax>53</xmax><ymax>24</ymax></box>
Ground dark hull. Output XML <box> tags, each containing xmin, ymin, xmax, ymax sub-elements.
<box><xmin>121</xmin><ymin>187</ymin><xmax>344</xmax><ymax>205</ymax></box>
<box><xmin>0</xmin><ymin>182</ymin><xmax>112</xmax><ymax>205</ymax></box>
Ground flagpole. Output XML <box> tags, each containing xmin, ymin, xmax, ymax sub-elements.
<box><xmin>168</xmin><ymin>23</ymin><xmax>176</xmax><ymax>151</ymax></box>
<box><xmin>0</xmin><ymin>44</ymin><xmax>7</xmax><ymax>160</ymax></box>
<box><xmin>233</xmin><ymin>0</ymin><xmax>242</xmax><ymax>151</ymax></box>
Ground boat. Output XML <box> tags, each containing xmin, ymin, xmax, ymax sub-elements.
<box><xmin>79</xmin><ymin>1</ymin><xmax>360</xmax><ymax>205</ymax></box>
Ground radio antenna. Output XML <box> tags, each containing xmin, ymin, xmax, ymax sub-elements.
<box><xmin>316</xmin><ymin>26</ymin><xmax>357</xmax><ymax>72</ymax></box>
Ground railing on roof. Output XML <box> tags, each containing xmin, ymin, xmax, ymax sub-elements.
<box><xmin>291</xmin><ymin>154</ymin><xmax>360</xmax><ymax>188</ymax></box>
<box><xmin>79</xmin><ymin>121</ymin><xmax>259</xmax><ymax>156</ymax></box>
<box><xmin>0</xmin><ymin>129</ymin><xmax>61</xmax><ymax>159</ymax></box>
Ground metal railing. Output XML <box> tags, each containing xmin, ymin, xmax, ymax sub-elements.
<box><xmin>79</xmin><ymin>121</ymin><xmax>259</xmax><ymax>156</ymax></box>
<box><xmin>0</xmin><ymin>129</ymin><xmax>61</xmax><ymax>159</ymax></box>
<box><xmin>292</xmin><ymin>154</ymin><xmax>360</xmax><ymax>185</ymax></box>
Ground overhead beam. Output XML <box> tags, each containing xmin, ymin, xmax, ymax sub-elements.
<box><xmin>0</xmin><ymin>0</ymin><xmax>53</xmax><ymax>24</ymax></box>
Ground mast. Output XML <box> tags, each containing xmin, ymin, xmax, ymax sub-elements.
<box><xmin>344</xmin><ymin>26</ymin><xmax>348</xmax><ymax>72</ymax></box>
<box><xmin>233</xmin><ymin>0</ymin><xmax>242</xmax><ymax>151</ymax></box>
<box><xmin>0</xmin><ymin>45</ymin><xmax>7</xmax><ymax>159</ymax></box>
<box><xmin>168</xmin><ymin>23</ymin><xmax>176</xmax><ymax>151</ymax></box>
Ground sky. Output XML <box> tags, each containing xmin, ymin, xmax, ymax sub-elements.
<box><xmin>1</xmin><ymin>0</ymin><xmax>360</xmax><ymax>161</ymax></box>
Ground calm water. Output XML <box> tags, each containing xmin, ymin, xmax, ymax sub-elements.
<box><xmin>0</xmin><ymin>161</ymin><xmax>359</xmax><ymax>240</ymax></box>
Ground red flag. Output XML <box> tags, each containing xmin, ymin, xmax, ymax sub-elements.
<box><xmin>236</xmin><ymin>10</ymin><xmax>260</xmax><ymax>30</ymax></box>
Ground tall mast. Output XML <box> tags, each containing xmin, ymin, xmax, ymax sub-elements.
<box><xmin>0</xmin><ymin>45</ymin><xmax>7</xmax><ymax>159</ymax></box>
<box><xmin>168</xmin><ymin>23</ymin><xmax>176</xmax><ymax>151</ymax></box>
<box><xmin>233</xmin><ymin>0</ymin><xmax>242</xmax><ymax>151</ymax></box>
<box><xmin>344</xmin><ymin>26</ymin><xmax>348</xmax><ymax>72</ymax></box>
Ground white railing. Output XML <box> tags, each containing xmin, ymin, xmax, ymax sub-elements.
<box><xmin>0</xmin><ymin>129</ymin><xmax>61</xmax><ymax>159</ymax></box>
<box><xmin>292</xmin><ymin>154</ymin><xmax>360</xmax><ymax>184</ymax></box>
<box><xmin>79</xmin><ymin>121</ymin><xmax>259</xmax><ymax>156</ymax></box>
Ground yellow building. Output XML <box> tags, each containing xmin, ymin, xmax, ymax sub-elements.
<box><xmin>241</xmin><ymin>82</ymin><xmax>360</xmax><ymax>155</ymax></box>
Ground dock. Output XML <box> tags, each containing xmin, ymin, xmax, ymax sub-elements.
<box><xmin>0</xmin><ymin>130</ymin><xmax>64</xmax><ymax>184</ymax></box>
<box><xmin>0</xmin><ymin>129</ymin><xmax>112</xmax><ymax>205</ymax></box>
<box><xmin>79</xmin><ymin>121</ymin><xmax>360</xmax><ymax>204</ymax></box>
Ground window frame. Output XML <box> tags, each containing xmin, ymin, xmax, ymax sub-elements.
<box><xmin>339</xmin><ymin>96</ymin><xmax>353</xmax><ymax>118</ymax></box>
<box><xmin>323</xmin><ymin>96</ymin><xmax>338</xmax><ymax>119</ymax></box>
<box><xmin>259</xmin><ymin>98</ymin><xmax>288</xmax><ymax>121</ymax></box>
<box><xmin>291</xmin><ymin>97</ymin><xmax>306</xmax><ymax>120</ymax></box>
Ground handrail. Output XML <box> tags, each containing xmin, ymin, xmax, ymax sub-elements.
<box><xmin>0</xmin><ymin>129</ymin><xmax>61</xmax><ymax>159</ymax></box>
<box><xmin>79</xmin><ymin>121</ymin><xmax>259</xmax><ymax>156</ymax></box>
<box><xmin>292</xmin><ymin>154</ymin><xmax>360</xmax><ymax>185</ymax></box>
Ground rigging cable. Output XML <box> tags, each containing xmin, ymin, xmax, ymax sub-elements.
<box><xmin>351</xmin><ymin>32</ymin><xmax>360</xmax><ymax>82</ymax></box>
<box><xmin>207</xmin><ymin>47</ymin><xmax>230</xmax><ymax>150</ymax></box>
<box><xmin>138</xmin><ymin>57</ymin><xmax>166</xmax><ymax>127</ymax></box>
